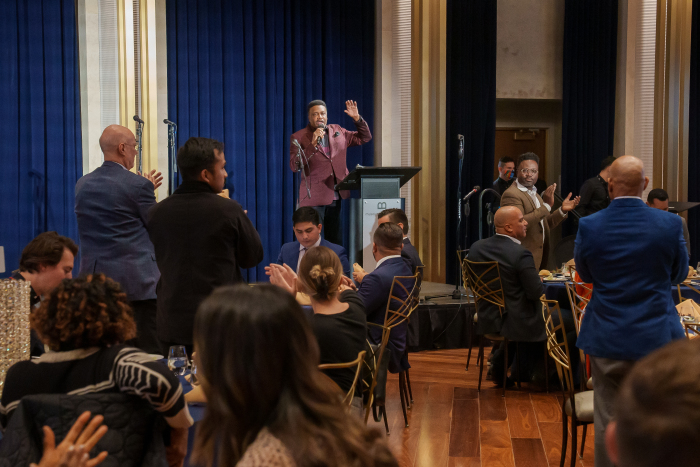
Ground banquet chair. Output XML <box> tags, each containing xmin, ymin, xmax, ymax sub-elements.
<box><xmin>463</xmin><ymin>258</ymin><xmax>519</xmax><ymax>397</ymax></box>
<box><xmin>367</xmin><ymin>272</ymin><xmax>419</xmax><ymax>431</ymax></box>
<box><xmin>319</xmin><ymin>350</ymin><xmax>367</xmax><ymax>407</ymax></box>
<box><xmin>541</xmin><ymin>297</ymin><xmax>593</xmax><ymax>467</ymax></box>
<box><xmin>675</xmin><ymin>284</ymin><xmax>700</xmax><ymax>338</ymax></box>
<box><xmin>401</xmin><ymin>265</ymin><xmax>425</xmax><ymax>409</ymax></box>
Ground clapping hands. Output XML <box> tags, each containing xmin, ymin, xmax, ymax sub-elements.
<box><xmin>31</xmin><ymin>411</ymin><xmax>108</xmax><ymax>467</ymax></box>
<box><xmin>265</xmin><ymin>263</ymin><xmax>298</xmax><ymax>295</ymax></box>
<box><xmin>139</xmin><ymin>169</ymin><xmax>163</xmax><ymax>191</ymax></box>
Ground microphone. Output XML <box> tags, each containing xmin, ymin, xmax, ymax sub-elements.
<box><xmin>317</xmin><ymin>122</ymin><xmax>326</xmax><ymax>145</ymax></box>
<box><xmin>163</xmin><ymin>119</ymin><xmax>176</xmax><ymax>125</ymax></box>
<box><xmin>462</xmin><ymin>185</ymin><xmax>481</xmax><ymax>202</ymax></box>
<box><xmin>458</xmin><ymin>134</ymin><xmax>464</xmax><ymax>159</ymax></box>
<box><xmin>133</xmin><ymin>115</ymin><xmax>144</xmax><ymax>124</ymax></box>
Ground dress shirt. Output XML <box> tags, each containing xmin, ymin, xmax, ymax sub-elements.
<box><xmin>297</xmin><ymin>236</ymin><xmax>323</xmax><ymax>272</ymax></box>
<box><xmin>515</xmin><ymin>180</ymin><xmax>566</xmax><ymax>244</ymax></box>
<box><xmin>376</xmin><ymin>254</ymin><xmax>402</xmax><ymax>268</ymax></box>
<box><xmin>495</xmin><ymin>233</ymin><xmax>521</xmax><ymax>244</ymax></box>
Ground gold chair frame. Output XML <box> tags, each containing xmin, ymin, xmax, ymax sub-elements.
<box><xmin>400</xmin><ymin>266</ymin><xmax>424</xmax><ymax>413</ymax></box>
<box><xmin>319</xmin><ymin>350</ymin><xmax>367</xmax><ymax>407</ymax></box>
<box><xmin>676</xmin><ymin>283</ymin><xmax>700</xmax><ymax>338</ymax></box>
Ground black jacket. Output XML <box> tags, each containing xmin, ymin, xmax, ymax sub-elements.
<box><xmin>401</xmin><ymin>238</ymin><xmax>423</xmax><ymax>274</ymax></box>
<box><xmin>467</xmin><ymin>235</ymin><xmax>545</xmax><ymax>342</ymax></box>
<box><xmin>147</xmin><ymin>181</ymin><xmax>264</xmax><ymax>344</ymax></box>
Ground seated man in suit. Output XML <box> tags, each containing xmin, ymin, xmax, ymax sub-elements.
<box><xmin>376</xmin><ymin>208</ymin><xmax>423</xmax><ymax>274</ymax></box>
<box><xmin>276</xmin><ymin>207</ymin><xmax>350</xmax><ymax>278</ymax></box>
<box><xmin>354</xmin><ymin>223</ymin><xmax>413</xmax><ymax>374</ymax></box>
<box><xmin>647</xmin><ymin>188</ymin><xmax>690</xmax><ymax>255</ymax></box>
<box><xmin>10</xmin><ymin>231</ymin><xmax>78</xmax><ymax>357</ymax></box>
<box><xmin>467</xmin><ymin>206</ymin><xmax>552</xmax><ymax>387</ymax></box>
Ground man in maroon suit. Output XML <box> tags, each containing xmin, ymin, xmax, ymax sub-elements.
<box><xmin>290</xmin><ymin>99</ymin><xmax>372</xmax><ymax>244</ymax></box>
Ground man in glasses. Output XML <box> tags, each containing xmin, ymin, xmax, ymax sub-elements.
<box><xmin>501</xmin><ymin>152</ymin><xmax>580</xmax><ymax>270</ymax></box>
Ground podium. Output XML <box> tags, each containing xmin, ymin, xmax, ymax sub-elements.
<box><xmin>336</xmin><ymin>166</ymin><xmax>421</xmax><ymax>271</ymax></box>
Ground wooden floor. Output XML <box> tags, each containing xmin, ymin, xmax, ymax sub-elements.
<box><xmin>366</xmin><ymin>349</ymin><xmax>594</xmax><ymax>467</ymax></box>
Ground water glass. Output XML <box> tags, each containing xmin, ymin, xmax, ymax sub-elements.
<box><xmin>168</xmin><ymin>345</ymin><xmax>188</xmax><ymax>376</ymax></box>
<box><xmin>190</xmin><ymin>359</ymin><xmax>200</xmax><ymax>386</ymax></box>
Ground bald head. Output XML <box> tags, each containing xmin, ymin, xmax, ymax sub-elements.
<box><xmin>99</xmin><ymin>125</ymin><xmax>137</xmax><ymax>170</ymax></box>
<box><xmin>608</xmin><ymin>155</ymin><xmax>649</xmax><ymax>199</ymax></box>
<box><xmin>495</xmin><ymin>206</ymin><xmax>528</xmax><ymax>240</ymax></box>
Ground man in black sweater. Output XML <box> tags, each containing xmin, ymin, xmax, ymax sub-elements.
<box><xmin>147</xmin><ymin>137</ymin><xmax>264</xmax><ymax>354</ymax></box>
<box><xmin>377</xmin><ymin>208</ymin><xmax>423</xmax><ymax>274</ymax></box>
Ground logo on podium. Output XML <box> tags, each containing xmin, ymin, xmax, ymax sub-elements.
<box><xmin>377</xmin><ymin>202</ymin><xmax>387</xmax><ymax>209</ymax></box>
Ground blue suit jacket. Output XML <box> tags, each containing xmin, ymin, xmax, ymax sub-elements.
<box><xmin>75</xmin><ymin>161</ymin><xmax>159</xmax><ymax>301</ymax></box>
<box><xmin>357</xmin><ymin>256</ymin><xmax>413</xmax><ymax>373</ymax></box>
<box><xmin>574</xmin><ymin>197</ymin><xmax>688</xmax><ymax>361</ymax></box>
<box><xmin>276</xmin><ymin>239</ymin><xmax>350</xmax><ymax>278</ymax></box>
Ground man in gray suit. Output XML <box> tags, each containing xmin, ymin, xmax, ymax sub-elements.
<box><xmin>75</xmin><ymin>124</ymin><xmax>163</xmax><ymax>353</ymax></box>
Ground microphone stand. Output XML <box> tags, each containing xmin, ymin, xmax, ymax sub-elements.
<box><xmin>166</xmin><ymin>121</ymin><xmax>178</xmax><ymax>195</ymax></box>
<box><xmin>293</xmin><ymin>139</ymin><xmax>311</xmax><ymax>205</ymax></box>
<box><xmin>478</xmin><ymin>188</ymin><xmax>501</xmax><ymax>240</ymax></box>
<box><xmin>134</xmin><ymin>116</ymin><xmax>144</xmax><ymax>174</ymax></box>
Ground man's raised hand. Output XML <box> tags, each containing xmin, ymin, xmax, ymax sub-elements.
<box><xmin>139</xmin><ymin>169</ymin><xmax>163</xmax><ymax>191</ymax></box>
<box><xmin>344</xmin><ymin>100</ymin><xmax>360</xmax><ymax>122</ymax></box>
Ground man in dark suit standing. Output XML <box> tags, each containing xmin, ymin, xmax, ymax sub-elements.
<box><xmin>75</xmin><ymin>124</ymin><xmax>163</xmax><ymax>353</ymax></box>
<box><xmin>147</xmin><ymin>137</ymin><xmax>264</xmax><ymax>354</ymax></box>
<box><xmin>377</xmin><ymin>208</ymin><xmax>423</xmax><ymax>274</ymax></box>
<box><xmin>575</xmin><ymin>156</ymin><xmax>688</xmax><ymax>467</ymax></box>
<box><xmin>290</xmin><ymin>99</ymin><xmax>372</xmax><ymax>244</ymax></box>
<box><xmin>467</xmin><ymin>206</ymin><xmax>546</xmax><ymax>386</ymax></box>
<box><xmin>275</xmin><ymin>207</ymin><xmax>350</xmax><ymax>278</ymax></box>
<box><xmin>354</xmin><ymin>223</ymin><xmax>413</xmax><ymax>374</ymax></box>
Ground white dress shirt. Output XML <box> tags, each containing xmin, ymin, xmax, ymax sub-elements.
<box><xmin>515</xmin><ymin>180</ymin><xmax>565</xmax><ymax>244</ymax></box>
<box><xmin>297</xmin><ymin>236</ymin><xmax>322</xmax><ymax>272</ymax></box>
<box><xmin>376</xmin><ymin>254</ymin><xmax>402</xmax><ymax>268</ymax></box>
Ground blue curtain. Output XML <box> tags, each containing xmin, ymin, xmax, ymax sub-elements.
<box><xmin>166</xmin><ymin>0</ymin><xmax>375</xmax><ymax>282</ymax></box>
<box><xmin>0</xmin><ymin>0</ymin><xmax>82</xmax><ymax>278</ymax></box>
<box><xmin>561</xmin><ymin>0</ymin><xmax>618</xmax><ymax>198</ymax></box>
<box><xmin>688</xmin><ymin>0</ymin><xmax>700</xmax><ymax>266</ymax></box>
<box><xmin>445</xmin><ymin>0</ymin><xmax>497</xmax><ymax>284</ymax></box>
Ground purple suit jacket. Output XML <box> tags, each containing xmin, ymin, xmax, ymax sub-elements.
<box><xmin>290</xmin><ymin>118</ymin><xmax>372</xmax><ymax>207</ymax></box>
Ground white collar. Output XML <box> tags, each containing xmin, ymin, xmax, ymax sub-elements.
<box><xmin>300</xmin><ymin>236</ymin><xmax>322</xmax><ymax>251</ymax></box>
<box><xmin>613</xmin><ymin>196</ymin><xmax>643</xmax><ymax>200</ymax></box>
<box><xmin>376</xmin><ymin>255</ymin><xmax>402</xmax><ymax>268</ymax></box>
<box><xmin>515</xmin><ymin>179</ymin><xmax>537</xmax><ymax>193</ymax></box>
<box><xmin>496</xmin><ymin>233</ymin><xmax>521</xmax><ymax>244</ymax></box>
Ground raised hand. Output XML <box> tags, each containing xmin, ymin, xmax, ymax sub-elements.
<box><xmin>561</xmin><ymin>193</ymin><xmax>581</xmax><ymax>212</ymax></box>
<box><xmin>266</xmin><ymin>264</ymin><xmax>298</xmax><ymax>295</ymax></box>
<box><xmin>139</xmin><ymin>169</ymin><xmax>163</xmax><ymax>191</ymax></box>
<box><xmin>344</xmin><ymin>100</ymin><xmax>360</xmax><ymax>122</ymax></box>
<box><xmin>542</xmin><ymin>183</ymin><xmax>556</xmax><ymax>207</ymax></box>
<box><xmin>31</xmin><ymin>411</ymin><xmax>109</xmax><ymax>467</ymax></box>
<box><xmin>340</xmin><ymin>275</ymin><xmax>357</xmax><ymax>291</ymax></box>
<box><xmin>353</xmin><ymin>270</ymin><xmax>367</xmax><ymax>283</ymax></box>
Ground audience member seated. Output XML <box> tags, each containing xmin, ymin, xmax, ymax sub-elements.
<box><xmin>575</xmin><ymin>155</ymin><xmax>688</xmax><ymax>467</ymax></box>
<box><xmin>267</xmin><ymin>246</ymin><xmax>367</xmax><ymax>413</ymax></box>
<box><xmin>605</xmin><ymin>338</ymin><xmax>700</xmax><ymax>467</ymax></box>
<box><xmin>377</xmin><ymin>208</ymin><xmax>423</xmax><ymax>274</ymax></box>
<box><xmin>647</xmin><ymin>187</ymin><xmax>691</xmax><ymax>255</ymax></box>
<box><xmin>0</xmin><ymin>274</ymin><xmax>193</xmax><ymax>459</ymax></box>
<box><xmin>10</xmin><ymin>231</ymin><xmax>77</xmax><ymax>357</ymax></box>
<box><xmin>277</xmin><ymin>207</ymin><xmax>350</xmax><ymax>278</ymax></box>
<box><xmin>190</xmin><ymin>284</ymin><xmax>398</xmax><ymax>467</ymax></box>
<box><xmin>353</xmin><ymin>223</ymin><xmax>413</xmax><ymax>374</ymax></box>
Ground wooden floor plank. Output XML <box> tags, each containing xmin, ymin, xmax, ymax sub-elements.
<box><xmin>505</xmin><ymin>395</ymin><xmax>540</xmax><ymax>438</ymax></box>
<box><xmin>480</xmin><ymin>388</ymin><xmax>508</xmax><ymax>421</ymax></box>
<box><xmin>480</xmin><ymin>420</ymin><xmax>511</xmax><ymax>449</ymax></box>
<box><xmin>530</xmin><ymin>394</ymin><xmax>562</xmax><ymax>423</ymax></box>
<box><xmin>454</xmin><ymin>387</ymin><xmax>479</xmax><ymax>400</ymax></box>
<box><xmin>447</xmin><ymin>457</ymin><xmax>481</xmax><ymax>467</ymax></box>
<box><xmin>449</xmin><ymin>399</ymin><xmax>480</xmax><ymax>457</ymax></box>
<box><xmin>512</xmin><ymin>438</ymin><xmax>549</xmax><ymax>467</ymax></box>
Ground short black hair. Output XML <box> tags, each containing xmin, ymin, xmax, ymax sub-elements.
<box><xmin>378</xmin><ymin>208</ymin><xmax>409</xmax><ymax>235</ymax></box>
<box><xmin>307</xmin><ymin>100</ymin><xmax>327</xmax><ymax>112</ymax></box>
<box><xmin>177</xmin><ymin>137</ymin><xmax>225</xmax><ymax>182</ymax></box>
<box><xmin>292</xmin><ymin>207</ymin><xmax>321</xmax><ymax>227</ymax></box>
<box><xmin>498</xmin><ymin>156</ymin><xmax>515</xmax><ymax>167</ymax></box>
<box><xmin>20</xmin><ymin>232</ymin><xmax>78</xmax><ymax>273</ymax></box>
<box><xmin>601</xmin><ymin>156</ymin><xmax>616</xmax><ymax>171</ymax></box>
<box><xmin>647</xmin><ymin>188</ymin><xmax>669</xmax><ymax>204</ymax></box>
<box><xmin>517</xmin><ymin>152</ymin><xmax>540</xmax><ymax>168</ymax></box>
<box><xmin>373</xmin><ymin>223</ymin><xmax>403</xmax><ymax>251</ymax></box>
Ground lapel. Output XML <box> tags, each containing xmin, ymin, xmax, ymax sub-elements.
<box><xmin>519</xmin><ymin>186</ymin><xmax>537</xmax><ymax>211</ymax></box>
<box><xmin>290</xmin><ymin>242</ymin><xmax>302</xmax><ymax>271</ymax></box>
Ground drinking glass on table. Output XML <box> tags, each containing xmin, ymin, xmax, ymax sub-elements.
<box><xmin>168</xmin><ymin>345</ymin><xmax>188</xmax><ymax>376</ymax></box>
<box><xmin>190</xmin><ymin>359</ymin><xmax>200</xmax><ymax>386</ymax></box>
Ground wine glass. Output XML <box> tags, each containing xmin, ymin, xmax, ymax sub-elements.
<box><xmin>168</xmin><ymin>345</ymin><xmax>188</xmax><ymax>376</ymax></box>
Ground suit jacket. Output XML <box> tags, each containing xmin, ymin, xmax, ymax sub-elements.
<box><xmin>575</xmin><ymin>198</ymin><xmax>688</xmax><ymax>361</ymax></box>
<box><xmin>276</xmin><ymin>239</ymin><xmax>351</xmax><ymax>278</ymax></box>
<box><xmin>357</xmin><ymin>257</ymin><xmax>413</xmax><ymax>373</ymax></box>
<box><xmin>147</xmin><ymin>181</ymin><xmax>264</xmax><ymax>344</ymax></box>
<box><xmin>402</xmin><ymin>238</ymin><xmax>423</xmax><ymax>274</ymax></box>
<box><xmin>290</xmin><ymin>118</ymin><xmax>372</xmax><ymax>207</ymax></box>
<box><xmin>467</xmin><ymin>235</ymin><xmax>545</xmax><ymax>342</ymax></box>
<box><xmin>75</xmin><ymin>161</ymin><xmax>159</xmax><ymax>301</ymax></box>
<box><xmin>500</xmin><ymin>183</ymin><xmax>566</xmax><ymax>270</ymax></box>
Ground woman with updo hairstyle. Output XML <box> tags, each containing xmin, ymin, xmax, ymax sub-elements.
<box><xmin>191</xmin><ymin>284</ymin><xmax>394</xmax><ymax>467</ymax></box>
<box><xmin>268</xmin><ymin>245</ymin><xmax>367</xmax><ymax>413</ymax></box>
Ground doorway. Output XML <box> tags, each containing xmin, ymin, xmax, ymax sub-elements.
<box><xmin>494</xmin><ymin>128</ymin><xmax>548</xmax><ymax>184</ymax></box>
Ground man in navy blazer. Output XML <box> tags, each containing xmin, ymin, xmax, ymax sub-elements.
<box><xmin>574</xmin><ymin>155</ymin><xmax>688</xmax><ymax>467</ymax></box>
<box><xmin>377</xmin><ymin>208</ymin><xmax>423</xmax><ymax>274</ymax></box>
<box><xmin>75</xmin><ymin>124</ymin><xmax>163</xmax><ymax>353</ymax></box>
<box><xmin>355</xmin><ymin>223</ymin><xmax>413</xmax><ymax>374</ymax></box>
<box><xmin>276</xmin><ymin>207</ymin><xmax>350</xmax><ymax>278</ymax></box>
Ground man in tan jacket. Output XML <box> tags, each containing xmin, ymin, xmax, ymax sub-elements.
<box><xmin>501</xmin><ymin>152</ymin><xmax>580</xmax><ymax>270</ymax></box>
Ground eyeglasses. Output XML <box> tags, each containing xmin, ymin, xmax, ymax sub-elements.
<box><xmin>520</xmin><ymin>169</ymin><xmax>538</xmax><ymax>175</ymax></box>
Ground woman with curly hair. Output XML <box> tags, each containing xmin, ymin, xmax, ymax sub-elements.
<box><xmin>191</xmin><ymin>284</ymin><xmax>396</xmax><ymax>467</ymax></box>
<box><xmin>266</xmin><ymin>246</ymin><xmax>367</xmax><ymax>413</ymax></box>
<box><xmin>0</xmin><ymin>274</ymin><xmax>193</xmax><ymax>434</ymax></box>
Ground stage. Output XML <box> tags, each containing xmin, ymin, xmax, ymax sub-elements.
<box><xmin>408</xmin><ymin>281</ymin><xmax>474</xmax><ymax>352</ymax></box>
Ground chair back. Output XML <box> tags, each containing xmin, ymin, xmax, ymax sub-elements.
<box><xmin>319</xmin><ymin>350</ymin><xmax>367</xmax><ymax>407</ymax></box>
<box><xmin>361</xmin><ymin>339</ymin><xmax>390</xmax><ymax>423</ymax></box>
<box><xmin>541</xmin><ymin>297</ymin><xmax>576</xmax><ymax>397</ymax></box>
<box><xmin>462</xmin><ymin>259</ymin><xmax>506</xmax><ymax>317</ymax></box>
<box><xmin>382</xmin><ymin>273</ymin><xmax>420</xmax><ymax>331</ymax></box>
<box><xmin>564</xmin><ymin>281</ymin><xmax>589</xmax><ymax>335</ymax></box>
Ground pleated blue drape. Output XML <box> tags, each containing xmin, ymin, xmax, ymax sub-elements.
<box><xmin>0</xmin><ymin>0</ymin><xmax>82</xmax><ymax>278</ymax></box>
<box><xmin>166</xmin><ymin>0</ymin><xmax>375</xmax><ymax>282</ymax></box>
